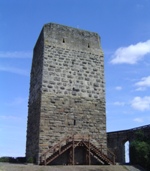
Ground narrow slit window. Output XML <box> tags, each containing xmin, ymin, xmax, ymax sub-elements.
<box><xmin>63</xmin><ymin>38</ymin><xmax>65</xmax><ymax>43</ymax></box>
<box><xmin>88</xmin><ymin>43</ymin><xmax>90</xmax><ymax>48</ymax></box>
<box><xmin>74</xmin><ymin>119</ymin><xmax>76</xmax><ymax>125</ymax></box>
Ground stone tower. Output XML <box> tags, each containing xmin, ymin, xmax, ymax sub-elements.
<box><xmin>26</xmin><ymin>23</ymin><xmax>106</xmax><ymax>164</ymax></box>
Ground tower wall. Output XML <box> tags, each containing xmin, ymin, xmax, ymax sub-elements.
<box><xmin>26</xmin><ymin>23</ymin><xmax>106</xmax><ymax>164</ymax></box>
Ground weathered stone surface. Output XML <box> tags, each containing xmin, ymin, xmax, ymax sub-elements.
<box><xmin>26</xmin><ymin>23</ymin><xmax>106</xmax><ymax>164</ymax></box>
<box><xmin>107</xmin><ymin>124</ymin><xmax>150</xmax><ymax>163</ymax></box>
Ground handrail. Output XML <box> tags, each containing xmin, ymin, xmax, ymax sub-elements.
<box><xmin>40</xmin><ymin>135</ymin><xmax>72</xmax><ymax>164</ymax></box>
<box><xmin>40</xmin><ymin>134</ymin><xmax>115</xmax><ymax>165</ymax></box>
<box><xmin>91</xmin><ymin>136</ymin><xmax>115</xmax><ymax>164</ymax></box>
<box><xmin>107</xmin><ymin>148</ymin><xmax>116</xmax><ymax>164</ymax></box>
<box><xmin>86</xmin><ymin>140</ymin><xmax>115</xmax><ymax>165</ymax></box>
<box><xmin>40</xmin><ymin>134</ymin><xmax>89</xmax><ymax>164</ymax></box>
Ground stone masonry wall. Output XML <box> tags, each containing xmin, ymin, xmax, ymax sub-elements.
<box><xmin>26</xmin><ymin>23</ymin><xmax>106</xmax><ymax>164</ymax></box>
<box><xmin>26</xmin><ymin>30</ymin><xmax>44</xmax><ymax>161</ymax></box>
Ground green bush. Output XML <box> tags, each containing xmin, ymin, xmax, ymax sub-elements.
<box><xmin>0</xmin><ymin>157</ymin><xmax>16</xmax><ymax>163</ymax></box>
<box><xmin>16</xmin><ymin>157</ymin><xmax>26</xmax><ymax>163</ymax></box>
<box><xmin>130</xmin><ymin>131</ymin><xmax>150</xmax><ymax>170</ymax></box>
<box><xmin>27</xmin><ymin>157</ymin><xmax>34</xmax><ymax>163</ymax></box>
<box><xmin>0</xmin><ymin>157</ymin><xmax>10</xmax><ymax>162</ymax></box>
<box><xmin>0</xmin><ymin>156</ymin><xmax>26</xmax><ymax>163</ymax></box>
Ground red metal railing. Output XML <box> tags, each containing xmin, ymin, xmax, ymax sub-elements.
<box><xmin>40</xmin><ymin>134</ymin><xmax>115</xmax><ymax>165</ymax></box>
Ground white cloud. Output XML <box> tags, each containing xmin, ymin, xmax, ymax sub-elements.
<box><xmin>111</xmin><ymin>40</ymin><xmax>150</xmax><ymax>64</ymax></box>
<box><xmin>135</xmin><ymin>87</ymin><xmax>146</xmax><ymax>91</ymax></box>
<box><xmin>135</xmin><ymin>76</ymin><xmax>150</xmax><ymax>91</ymax></box>
<box><xmin>133</xmin><ymin>118</ymin><xmax>144</xmax><ymax>123</ymax></box>
<box><xmin>113</xmin><ymin>101</ymin><xmax>125</xmax><ymax>106</ymax></box>
<box><xmin>115</xmin><ymin>86</ymin><xmax>122</xmax><ymax>90</ymax></box>
<box><xmin>0</xmin><ymin>65</ymin><xmax>29</xmax><ymax>76</ymax></box>
<box><xmin>131</xmin><ymin>96</ymin><xmax>150</xmax><ymax>111</ymax></box>
<box><xmin>0</xmin><ymin>51</ymin><xmax>32</xmax><ymax>58</ymax></box>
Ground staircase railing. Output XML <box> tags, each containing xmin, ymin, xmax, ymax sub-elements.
<box><xmin>86</xmin><ymin>142</ymin><xmax>115</xmax><ymax>165</ymax></box>
<box><xmin>92</xmin><ymin>137</ymin><xmax>115</xmax><ymax>165</ymax></box>
<box><xmin>40</xmin><ymin>135</ymin><xmax>71</xmax><ymax>165</ymax></box>
<box><xmin>107</xmin><ymin>147</ymin><xmax>116</xmax><ymax>164</ymax></box>
<box><xmin>40</xmin><ymin>134</ymin><xmax>115</xmax><ymax>165</ymax></box>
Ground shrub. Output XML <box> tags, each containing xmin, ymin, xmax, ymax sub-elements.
<box><xmin>0</xmin><ymin>156</ymin><xmax>26</xmax><ymax>163</ymax></box>
<box><xmin>130</xmin><ymin>131</ymin><xmax>150</xmax><ymax>170</ymax></box>
<box><xmin>0</xmin><ymin>157</ymin><xmax>10</xmax><ymax>162</ymax></box>
<box><xmin>27</xmin><ymin>157</ymin><xmax>34</xmax><ymax>163</ymax></box>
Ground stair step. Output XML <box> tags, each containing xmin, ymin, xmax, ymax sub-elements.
<box><xmin>40</xmin><ymin>135</ymin><xmax>115</xmax><ymax>165</ymax></box>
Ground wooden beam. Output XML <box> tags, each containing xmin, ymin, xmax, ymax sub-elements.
<box><xmin>44</xmin><ymin>154</ymin><xmax>46</xmax><ymax>165</ymax></box>
<box><xmin>88</xmin><ymin>135</ymin><xmax>91</xmax><ymax>165</ymax></box>
<box><xmin>72</xmin><ymin>135</ymin><xmax>75</xmax><ymax>165</ymax></box>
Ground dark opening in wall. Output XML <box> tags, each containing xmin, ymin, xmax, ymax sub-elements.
<box><xmin>73</xmin><ymin>87</ymin><xmax>79</xmax><ymax>92</ymax></box>
<box><xmin>88</xmin><ymin>43</ymin><xmax>90</xmax><ymax>48</ymax></box>
<box><xmin>72</xmin><ymin>60</ymin><xmax>75</xmax><ymax>65</ymax></box>
<box><xmin>63</xmin><ymin>38</ymin><xmax>65</xmax><ymax>43</ymax></box>
<box><xmin>74</xmin><ymin>119</ymin><xmax>76</xmax><ymax>125</ymax></box>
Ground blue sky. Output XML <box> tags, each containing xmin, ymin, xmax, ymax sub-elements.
<box><xmin>0</xmin><ymin>0</ymin><xmax>150</xmax><ymax>157</ymax></box>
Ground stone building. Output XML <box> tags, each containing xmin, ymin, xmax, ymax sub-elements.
<box><xmin>26</xmin><ymin>23</ymin><xmax>109</xmax><ymax>165</ymax></box>
<box><xmin>107</xmin><ymin>124</ymin><xmax>150</xmax><ymax>163</ymax></box>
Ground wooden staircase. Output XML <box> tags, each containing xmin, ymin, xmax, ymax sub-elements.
<box><xmin>40</xmin><ymin>135</ymin><xmax>115</xmax><ymax>165</ymax></box>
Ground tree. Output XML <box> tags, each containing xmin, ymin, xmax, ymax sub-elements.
<box><xmin>130</xmin><ymin>131</ymin><xmax>150</xmax><ymax>170</ymax></box>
